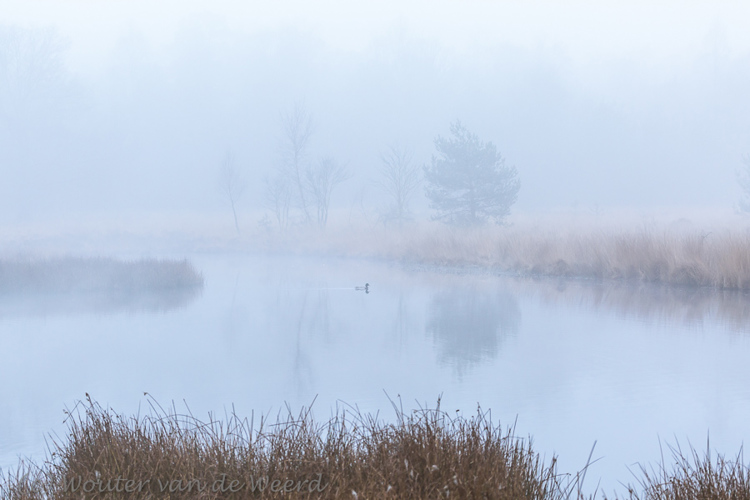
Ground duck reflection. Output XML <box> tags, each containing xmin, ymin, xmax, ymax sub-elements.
<box><xmin>426</xmin><ymin>286</ymin><xmax>521</xmax><ymax>375</ymax></box>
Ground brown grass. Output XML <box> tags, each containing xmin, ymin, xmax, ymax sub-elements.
<box><xmin>0</xmin><ymin>395</ymin><xmax>589</xmax><ymax>500</ymax></box>
<box><xmin>614</xmin><ymin>441</ymin><xmax>750</xmax><ymax>500</ymax></box>
<box><xmin>395</xmin><ymin>227</ymin><xmax>750</xmax><ymax>290</ymax></box>
<box><xmin>259</xmin><ymin>223</ymin><xmax>750</xmax><ymax>290</ymax></box>
<box><xmin>3</xmin><ymin>398</ymin><xmax>749</xmax><ymax>499</ymax></box>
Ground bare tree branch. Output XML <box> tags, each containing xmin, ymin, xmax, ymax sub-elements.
<box><xmin>0</xmin><ymin>26</ymin><xmax>68</xmax><ymax>121</ymax></box>
<box><xmin>304</xmin><ymin>157</ymin><xmax>350</xmax><ymax>228</ymax></box>
<box><xmin>263</xmin><ymin>169</ymin><xmax>292</xmax><ymax>229</ymax></box>
<box><xmin>378</xmin><ymin>144</ymin><xmax>421</xmax><ymax>224</ymax></box>
<box><xmin>279</xmin><ymin>102</ymin><xmax>314</xmax><ymax>224</ymax></box>
<box><xmin>738</xmin><ymin>155</ymin><xmax>750</xmax><ymax>214</ymax></box>
<box><xmin>218</xmin><ymin>150</ymin><xmax>246</xmax><ymax>234</ymax></box>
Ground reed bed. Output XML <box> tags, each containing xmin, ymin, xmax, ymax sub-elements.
<box><xmin>3</xmin><ymin>398</ymin><xmax>749</xmax><ymax>499</ymax></box>
<box><xmin>262</xmin><ymin>223</ymin><xmax>750</xmax><ymax>290</ymax></box>
<box><xmin>0</xmin><ymin>257</ymin><xmax>204</xmax><ymax>294</ymax></box>
<box><xmin>0</xmin><ymin>396</ymin><xmax>588</xmax><ymax>500</ymax></box>
<box><xmin>393</xmin><ymin>227</ymin><xmax>750</xmax><ymax>290</ymax></box>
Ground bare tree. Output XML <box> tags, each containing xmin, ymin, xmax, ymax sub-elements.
<box><xmin>738</xmin><ymin>155</ymin><xmax>750</xmax><ymax>213</ymax></box>
<box><xmin>264</xmin><ymin>169</ymin><xmax>292</xmax><ymax>229</ymax></box>
<box><xmin>279</xmin><ymin>102</ymin><xmax>314</xmax><ymax>224</ymax></box>
<box><xmin>0</xmin><ymin>26</ymin><xmax>68</xmax><ymax>122</ymax></box>
<box><xmin>304</xmin><ymin>157</ymin><xmax>350</xmax><ymax>228</ymax></box>
<box><xmin>218</xmin><ymin>151</ymin><xmax>246</xmax><ymax>234</ymax></box>
<box><xmin>378</xmin><ymin>144</ymin><xmax>421</xmax><ymax>224</ymax></box>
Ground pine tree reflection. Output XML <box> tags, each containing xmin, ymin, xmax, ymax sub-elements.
<box><xmin>426</xmin><ymin>286</ymin><xmax>521</xmax><ymax>376</ymax></box>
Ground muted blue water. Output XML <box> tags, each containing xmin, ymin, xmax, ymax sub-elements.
<box><xmin>1</xmin><ymin>254</ymin><xmax>749</xmax><ymax>495</ymax></box>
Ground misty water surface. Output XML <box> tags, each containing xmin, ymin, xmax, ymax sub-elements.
<box><xmin>1</xmin><ymin>254</ymin><xmax>749</xmax><ymax>493</ymax></box>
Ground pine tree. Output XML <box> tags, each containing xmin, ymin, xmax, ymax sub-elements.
<box><xmin>424</xmin><ymin>121</ymin><xmax>520</xmax><ymax>226</ymax></box>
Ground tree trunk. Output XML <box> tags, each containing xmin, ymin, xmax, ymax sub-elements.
<box><xmin>231</xmin><ymin>200</ymin><xmax>240</xmax><ymax>235</ymax></box>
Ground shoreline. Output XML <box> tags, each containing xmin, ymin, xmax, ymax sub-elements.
<box><xmin>3</xmin><ymin>214</ymin><xmax>750</xmax><ymax>292</ymax></box>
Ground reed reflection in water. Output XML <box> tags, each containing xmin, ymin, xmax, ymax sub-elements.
<box><xmin>510</xmin><ymin>276</ymin><xmax>750</xmax><ymax>334</ymax></box>
<box><xmin>0</xmin><ymin>257</ymin><xmax>204</xmax><ymax>317</ymax></box>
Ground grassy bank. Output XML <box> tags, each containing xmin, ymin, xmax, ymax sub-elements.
<box><xmin>260</xmin><ymin>223</ymin><xmax>750</xmax><ymax>290</ymax></box>
<box><xmin>0</xmin><ymin>257</ymin><xmax>204</xmax><ymax>294</ymax></box>
<box><xmin>4</xmin><ymin>213</ymin><xmax>750</xmax><ymax>290</ymax></box>
<box><xmin>2</xmin><ymin>398</ymin><xmax>749</xmax><ymax>499</ymax></box>
<box><xmin>401</xmin><ymin>228</ymin><xmax>750</xmax><ymax>290</ymax></box>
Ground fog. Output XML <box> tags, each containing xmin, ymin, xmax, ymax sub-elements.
<box><xmin>4</xmin><ymin>3</ymin><xmax>750</xmax><ymax>492</ymax></box>
<box><xmin>2</xmin><ymin>1</ymin><xmax>750</xmax><ymax>231</ymax></box>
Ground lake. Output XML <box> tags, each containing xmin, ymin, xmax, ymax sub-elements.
<box><xmin>1</xmin><ymin>253</ymin><xmax>749</xmax><ymax>494</ymax></box>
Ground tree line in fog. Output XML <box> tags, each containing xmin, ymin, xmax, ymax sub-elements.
<box><xmin>219</xmin><ymin>102</ymin><xmax>521</xmax><ymax>233</ymax></box>
<box><xmin>3</xmin><ymin>23</ymin><xmax>750</xmax><ymax>226</ymax></box>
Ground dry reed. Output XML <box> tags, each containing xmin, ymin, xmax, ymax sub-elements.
<box><xmin>3</xmin><ymin>398</ymin><xmax>748</xmax><ymax>499</ymax></box>
<box><xmin>397</xmin><ymin>227</ymin><xmax>750</xmax><ymax>290</ymax></box>
<box><xmin>0</xmin><ymin>395</ymin><xmax>588</xmax><ymax>500</ymax></box>
<box><xmin>260</xmin><ymin>224</ymin><xmax>750</xmax><ymax>290</ymax></box>
<box><xmin>613</xmin><ymin>440</ymin><xmax>750</xmax><ymax>500</ymax></box>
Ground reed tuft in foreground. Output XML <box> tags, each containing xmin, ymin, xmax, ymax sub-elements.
<box><xmin>616</xmin><ymin>441</ymin><xmax>750</xmax><ymax>500</ymax></box>
<box><xmin>1</xmin><ymin>396</ymin><xmax>586</xmax><ymax>500</ymax></box>
<box><xmin>2</xmin><ymin>397</ymin><xmax>748</xmax><ymax>499</ymax></box>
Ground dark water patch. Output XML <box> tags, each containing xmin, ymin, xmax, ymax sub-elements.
<box><xmin>0</xmin><ymin>257</ymin><xmax>203</xmax><ymax>294</ymax></box>
<box><xmin>0</xmin><ymin>257</ymin><xmax>204</xmax><ymax>316</ymax></box>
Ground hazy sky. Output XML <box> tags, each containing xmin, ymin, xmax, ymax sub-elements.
<box><xmin>2</xmin><ymin>1</ymin><xmax>750</xmax><ymax>224</ymax></box>
<box><xmin>7</xmin><ymin>1</ymin><xmax>750</xmax><ymax>72</ymax></box>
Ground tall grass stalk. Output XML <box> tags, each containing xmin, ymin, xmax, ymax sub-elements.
<box><xmin>2</xmin><ymin>398</ymin><xmax>748</xmax><ymax>499</ymax></box>
<box><xmin>616</xmin><ymin>440</ymin><xmax>750</xmax><ymax>500</ymax></box>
